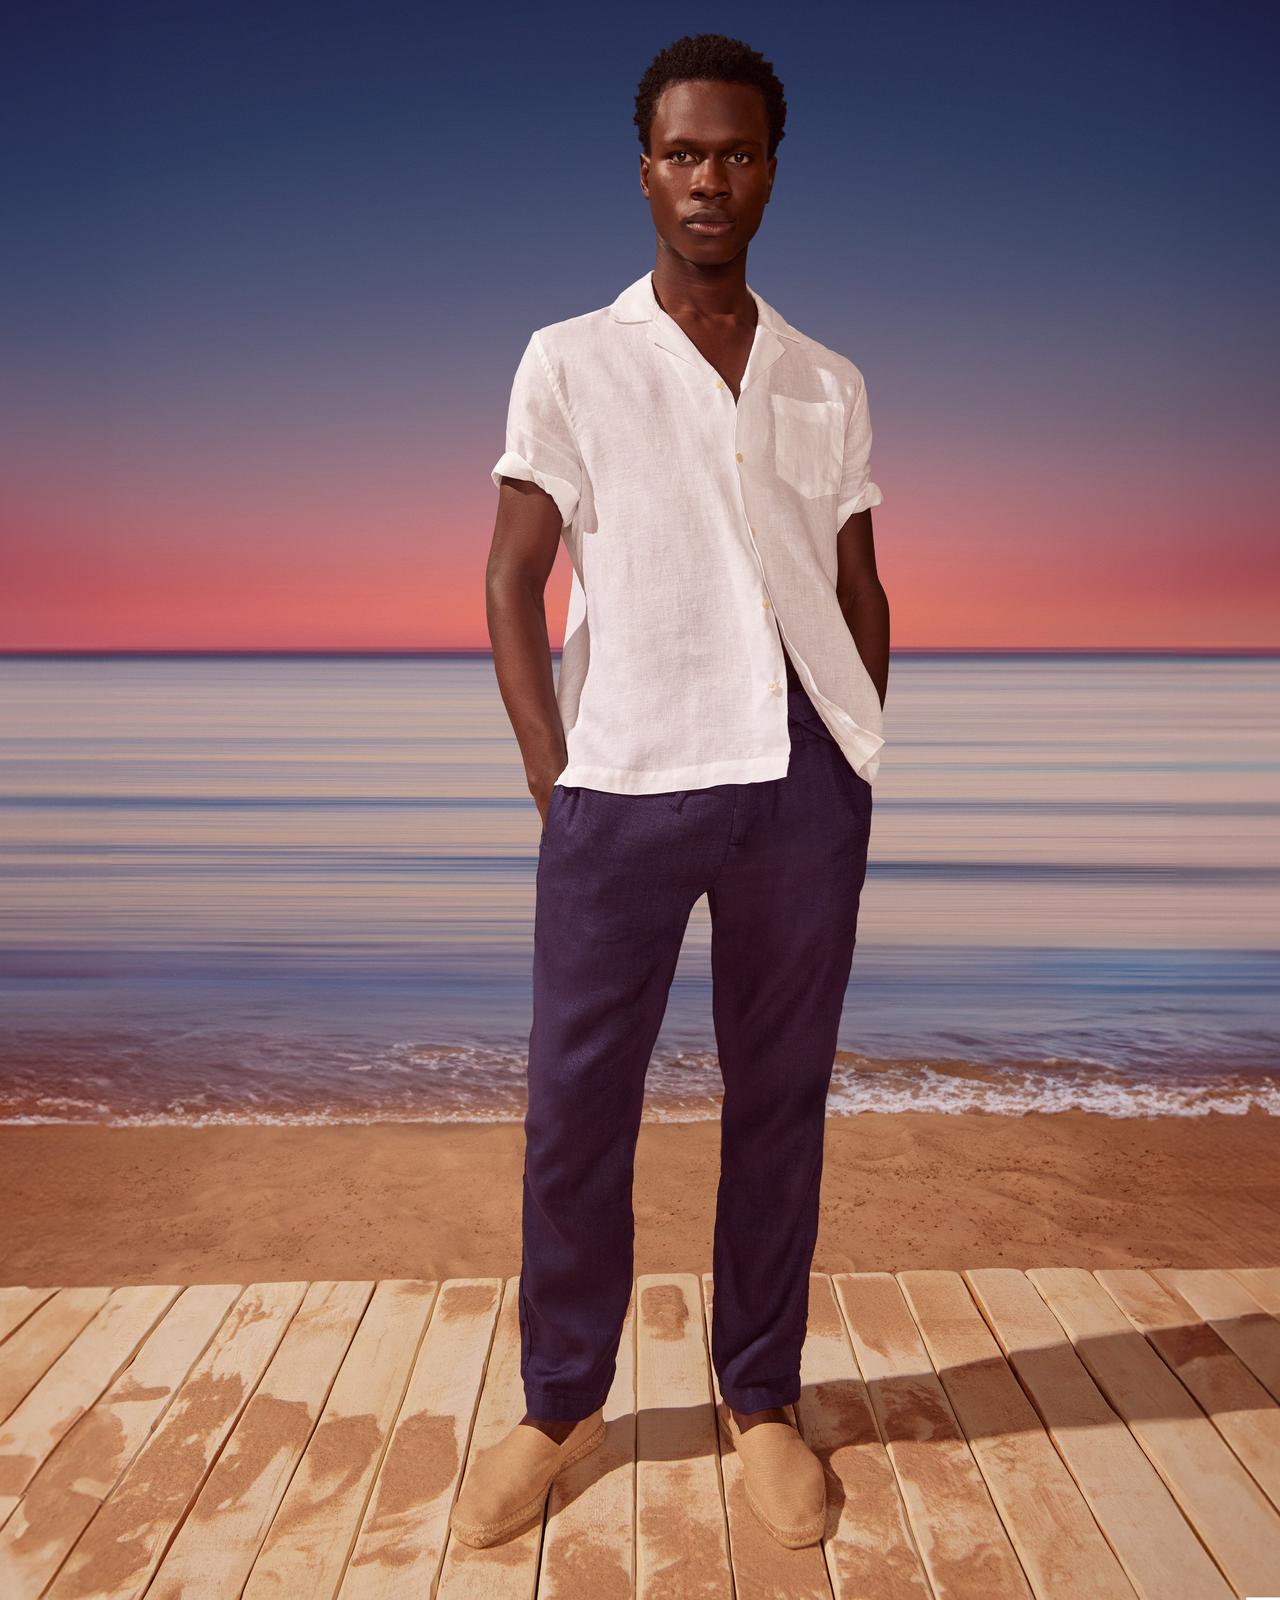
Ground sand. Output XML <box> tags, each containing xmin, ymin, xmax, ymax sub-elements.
<box><xmin>2</xmin><ymin>1112</ymin><xmax>1276</xmax><ymax>1286</ymax></box>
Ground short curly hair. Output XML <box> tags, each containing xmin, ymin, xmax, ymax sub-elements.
<box><xmin>634</xmin><ymin>34</ymin><xmax>787</xmax><ymax>161</ymax></box>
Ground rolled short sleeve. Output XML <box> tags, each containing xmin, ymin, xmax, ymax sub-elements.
<box><xmin>835</xmin><ymin>374</ymin><xmax>883</xmax><ymax>528</ymax></box>
<box><xmin>490</xmin><ymin>331</ymin><xmax>582</xmax><ymax>528</ymax></box>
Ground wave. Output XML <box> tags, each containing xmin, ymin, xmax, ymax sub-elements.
<box><xmin>1</xmin><ymin>1045</ymin><xmax>1277</xmax><ymax>1124</ymax></box>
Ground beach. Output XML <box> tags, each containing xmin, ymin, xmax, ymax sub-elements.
<box><xmin>4</xmin><ymin>1109</ymin><xmax>1276</xmax><ymax>1287</ymax></box>
<box><xmin>4</xmin><ymin>657</ymin><xmax>1278</xmax><ymax>1293</ymax></box>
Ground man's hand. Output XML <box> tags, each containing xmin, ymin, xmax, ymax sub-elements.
<box><xmin>529</xmin><ymin>774</ymin><xmax>558</xmax><ymax>830</ymax></box>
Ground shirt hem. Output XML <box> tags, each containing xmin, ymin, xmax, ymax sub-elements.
<box><xmin>823</xmin><ymin>721</ymin><xmax>886</xmax><ymax>785</ymax></box>
<box><xmin>556</xmin><ymin>750</ymin><xmax>793</xmax><ymax>794</ymax></box>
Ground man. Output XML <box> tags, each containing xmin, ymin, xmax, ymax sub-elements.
<box><xmin>451</xmin><ymin>32</ymin><xmax>888</xmax><ymax>1552</ymax></box>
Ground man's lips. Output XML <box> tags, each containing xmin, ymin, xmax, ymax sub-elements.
<box><xmin>684</xmin><ymin>216</ymin><xmax>734</xmax><ymax>235</ymax></box>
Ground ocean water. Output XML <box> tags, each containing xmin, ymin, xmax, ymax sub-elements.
<box><xmin>1</xmin><ymin>652</ymin><xmax>1277</xmax><ymax>1124</ymax></box>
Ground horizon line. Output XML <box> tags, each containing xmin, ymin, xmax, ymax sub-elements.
<box><xmin>1</xmin><ymin>646</ymin><xmax>1277</xmax><ymax>660</ymax></box>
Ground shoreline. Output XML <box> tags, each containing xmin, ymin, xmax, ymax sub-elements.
<box><xmin>3</xmin><ymin>1111</ymin><xmax>1277</xmax><ymax>1285</ymax></box>
<box><xmin>5</xmin><ymin>1049</ymin><xmax>1278</xmax><ymax>1126</ymax></box>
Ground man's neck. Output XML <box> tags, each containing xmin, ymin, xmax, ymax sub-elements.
<box><xmin>650</xmin><ymin>258</ymin><xmax>756</xmax><ymax>331</ymax></box>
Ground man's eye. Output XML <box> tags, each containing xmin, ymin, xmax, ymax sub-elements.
<box><xmin>664</xmin><ymin>150</ymin><xmax>749</xmax><ymax>164</ymax></box>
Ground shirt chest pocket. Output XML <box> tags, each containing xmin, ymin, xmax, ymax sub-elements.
<box><xmin>770</xmin><ymin>394</ymin><xmax>843</xmax><ymax>499</ymax></box>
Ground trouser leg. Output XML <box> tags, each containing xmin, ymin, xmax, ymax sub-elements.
<box><xmin>521</xmin><ymin>783</ymin><xmax>714</xmax><ymax>1421</ymax></box>
<box><xmin>707</xmin><ymin>695</ymin><xmax>874</xmax><ymax>1412</ymax></box>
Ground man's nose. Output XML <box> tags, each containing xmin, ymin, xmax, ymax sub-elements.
<box><xmin>691</xmin><ymin>160</ymin><xmax>730</xmax><ymax>193</ymax></box>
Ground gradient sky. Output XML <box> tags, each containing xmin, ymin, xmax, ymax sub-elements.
<box><xmin>2</xmin><ymin>0</ymin><xmax>1277</xmax><ymax>650</ymax></box>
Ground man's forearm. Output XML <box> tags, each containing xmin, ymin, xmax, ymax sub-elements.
<box><xmin>840</xmin><ymin>580</ymin><xmax>890</xmax><ymax>710</ymax></box>
<box><xmin>486</xmin><ymin>578</ymin><xmax>567</xmax><ymax>796</ymax></box>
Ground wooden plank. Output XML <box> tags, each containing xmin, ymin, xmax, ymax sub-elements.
<box><xmin>793</xmin><ymin>1273</ymin><xmax>930</xmax><ymax>1600</ymax></box>
<box><xmin>0</xmin><ymin>1288</ymin><xmax>58</xmax><ymax>1346</ymax></box>
<box><xmin>45</xmin><ymin>1280</ymin><xmax>307</xmax><ymax>1599</ymax></box>
<box><xmin>0</xmin><ymin>1285</ymin><xmax>179</xmax><ymax>1525</ymax></box>
<box><xmin>0</xmin><ymin>1289</ymin><xmax>112</xmax><ymax>1421</ymax></box>
<box><xmin>965</xmin><ymin>1267</ymin><xmax>1231</xmax><ymax>1600</ymax></box>
<box><xmin>1097</xmin><ymin>1267</ymin><xmax>1280</xmax><ymax>1509</ymax></box>
<box><xmin>1028</xmin><ymin>1266</ymin><xmax>1280</xmax><ymax>1598</ymax></box>
<box><xmin>338</xmin><ymin>1279</ymin><xmax>504</xmax><ymax>1599</ymax></box>
<box><xmin>1155</xmin><ymin>1267</ymin><xmax>1280</xmax><ymax>1402</ymax></box>
<box><xmin>435</xmin><ymin>1276</ymin><xmax>546</xmax><ymax>1598</ymax></box>
<box><xmin>634</xmin><ymin>1273</ymin><xmax>732</xmax><ymax>1600</ymax></box>
<box><xmin>898</xmin><ymin>1270</ymin><xmax>1134</xmax><ymax>1599</ymax></box>
<box><xmin>697</xmin><ymin>1273</ymin><xmax>832</xmax><ymax>1600</ymax></box>
<box><xmin>1231</xmin><ymin>1265</ymin><xmax>1280</xmax><ymax>1317</ymax></box>
<box><xmin>240</xmin><ymin>1279</ymin><xmax>437</xmax><ymax>1599</ymax></box>
<box><xmin>146</xmin><ymin>1280</ymin><xmax>375</xmax><ymax>1599</ymax></box>
<box><xmin>833</xmin><ymin>1271</ymin><xmax>1031</xmax><ymax>1599</ymax></box>
<box><xmin>541</xmin><ymin>1285</ymin><xmax>637</xmax><ymax>1600</ymax></box>
<box><xmin>0</xmin><ymin>1284</ymin><xmax>240</xmax><ymax>1600</ymax></box>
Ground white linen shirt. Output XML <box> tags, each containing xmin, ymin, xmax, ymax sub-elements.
<box><xmin>490</xmin><ymin>269</ymin><xmax>885</xmax><ymax>793</ymax></box>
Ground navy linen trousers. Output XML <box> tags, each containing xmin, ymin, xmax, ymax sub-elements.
<box><xmin>521</xmin><ymin>683</ymin><xmax>874</xmax><ymax>1419</ymax></box>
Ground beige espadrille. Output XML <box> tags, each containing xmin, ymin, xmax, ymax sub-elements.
<box><xmin>449</xmin><ymin>1409</ymin><xmax>606</xmax><ymax>1548</ymax></box>
<box><xmin>727</xmin><ymin>1411</ymin><xmax>827</xmax><ymax>1548</ymax></box>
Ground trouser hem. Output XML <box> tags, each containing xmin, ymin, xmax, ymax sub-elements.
<box><xmin>718</xmin><ymin>1379</ymin><xmax>802</xmax><ymax>1413</ymax></box>
<box><xmin>522</xmin><ymin>1385</ymin><xmax>610</xmax><ymax>1423</ymax></box>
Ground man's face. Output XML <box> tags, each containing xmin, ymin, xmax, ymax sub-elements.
<box><xmin>640</xmin><ymin>79</ymin><xmax>775</xmax><ymax>266</ymax></box>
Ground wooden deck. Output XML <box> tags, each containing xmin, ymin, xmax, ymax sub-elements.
<box><xmin>1</xmin><ymin>1268</ymin><xmax>1278</xmax><ymax>1598</ymax></box>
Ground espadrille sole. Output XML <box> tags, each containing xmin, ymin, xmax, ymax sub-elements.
<box><xmin>449</xmin><ymin>1417</ymin><xmax>607</xmax><ymax>1548</ymax></box>
<box><xmin>741</xmin><ymin>1481</ymin><xmax>826</xmax><ymax>1548</ymax></box>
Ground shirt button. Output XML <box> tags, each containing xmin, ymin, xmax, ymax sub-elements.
<box><xmin>735</xmin><ymin>452</ymin><xmax>744</xmax><ymax>462</ymax></box>
<box><xmin>716</xmin><ymin>379</ymin><xmax>725</xmax><ymax>389</ymax></box>
<box><xmin>768</xmin><ymin>679</ymin><xmax>782</xmax><ymax>694</ymax></box>
<box><xmin>761</xmin><ymin>596</ymin><xmax>771</xmax><ymax>609</ymax></box>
